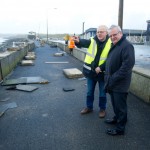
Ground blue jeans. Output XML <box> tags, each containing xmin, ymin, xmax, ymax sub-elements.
<box><xmin>86</xmin><ymin>77</ymin><xmax>106</xmax><ymax>110</ymax></box>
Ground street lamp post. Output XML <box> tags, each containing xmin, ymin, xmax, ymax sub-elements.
<box><xmin>118</xmin><ymin>0</ymin><xmax>124</xmax><ymax>29</ymax></box>
<box><xmin>46</xmin><ymin>13</ymin><xmax>49</xmax><ymax>42</ymax></box>
<box><xmin>82</xmin><ymin>22</ymin><xmax>85</xmax><ymax>34</ymax></box>
<box><xmin>46</xmin><ymin>8</ymin><xmax>57</xmax><ymax>42</ymax></box>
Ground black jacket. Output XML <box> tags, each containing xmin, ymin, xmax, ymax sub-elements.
<box><xmin>104</xmin><ymin>36</ymin><xmax>135</xmax><ymax>93</ymax></box>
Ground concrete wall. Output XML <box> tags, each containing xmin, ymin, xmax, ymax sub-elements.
<box><xmin>55</xmin><ymin>41</ymin><xmax>150</xmax><ymax>103</ymax></box>
<box><xmin>0</xmin><ymin>42</ymin><xmax>35</xmax><ymax>82</ymax></box>
<box><xmin>130</xmin><ymin>67</ymin><xmax>150</xmax><ymax>103</ymax></box>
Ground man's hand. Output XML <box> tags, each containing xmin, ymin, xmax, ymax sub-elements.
<box><xmin>95</xmin><ymin>67</ymin><xmax>102</xmax><ymax>74</ymax></box>
<box><xmin>73</xmin><ymin>36</ymin><xmax>79</xmax><ymax>43</ymax></box>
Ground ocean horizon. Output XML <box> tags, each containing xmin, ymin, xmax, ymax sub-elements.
<box><xmin>0</xmin><ymin>37</ymin><xmax>8</xmax><ymax>45</ymax></box>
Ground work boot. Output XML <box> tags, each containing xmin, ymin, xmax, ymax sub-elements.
<box><xmin>99</xmin><ymin>110</ymin><xmax>106</xmax><ymax>118</ymax></box>
<box><xmin>80</xmin><ymin>108</ymin><xmax>93</xmax><ymax>114</ymax></box>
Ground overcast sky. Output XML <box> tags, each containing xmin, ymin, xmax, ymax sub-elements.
<box><xmin>0</xmin><ymin>0</ymin><xmax>149</xmax><ymax>34</ymax></box>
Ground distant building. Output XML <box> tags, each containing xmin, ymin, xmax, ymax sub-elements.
<box><xmin>80</xmin><ymin>27</ymin><xmax>147</xmax><ymax>44</ymax></box>
<box><xmin>80</xmin><ymin>28</ymin><xmax>146</xmax><ymax>38</ymax></box>
<box><xmin>80</xmin><ymin>28</ymin><xmax>96</xmax><ymax>39</ymax></box>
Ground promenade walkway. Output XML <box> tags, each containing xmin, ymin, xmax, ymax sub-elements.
<box><xmin>0</xmin><ymin>42</ymin><xmax>150</xmax><ymax>150</ymax></box>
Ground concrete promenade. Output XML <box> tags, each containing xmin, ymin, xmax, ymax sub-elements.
<box><xmin>0</xmin><ymin>42</ymin><xmax>150</xmax><ymax>150</ymax></box>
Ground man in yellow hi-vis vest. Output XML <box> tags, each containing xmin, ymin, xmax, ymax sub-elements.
<box><xmin>73</xmin><ymin>25</ymin><xmax>111</xmax><ymax>118</ymax></box>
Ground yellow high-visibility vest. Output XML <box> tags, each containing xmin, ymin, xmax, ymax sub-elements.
<box><xmin>84</xmin><ymin>38</ymin><xmax>111</xmax><ymax>66</ymax></box>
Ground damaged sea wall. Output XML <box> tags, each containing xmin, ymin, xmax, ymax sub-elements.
<box><xmin>0</xmin><ymin>42</ymin><xmax>35</xmax><ymax>82</ymax></box>
<box><xmin>130</xmin><ymin>67</ymin><xmax>150</xmax><ymax>103</ymax></box>
<box><xmin>56</xmin><ymin>41</ymin><xmax>150</xmax><ymax>103</ymax></box>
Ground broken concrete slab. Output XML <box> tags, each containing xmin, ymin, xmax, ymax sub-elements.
<box><xmin>6</xmin><ymin>85</ymin><xmax>38</xmax><ymax>92</ymax></box>
<box><xmin>63</xmin><ymin>68</ymin><xmax>83</xmax><ymax>79</ymax></box>
<box><xmin>2</xmin><ymin>76</ymin><xmax>49</xmax><ymax>86</ymax></box>
<box><xmin>25</xmin><ymin>55</ymin><xmax>36</xmax><ymax>60</ymax></box>
<box><xmin>6</xmin><ymin>86</ymin><xmax>17</xmax><ymax>90</ymax></box>
<box><xmin>27</xmin><ymin>52</ymin><xmax>35</xmax><ymax>56</ymax></box>
<box><xmin>21</xmin><ymin>60</ymin><xmax>34</xmax><ymax>66</ymax></box>
<box><xmin>63</xmin><ymin>87</ymin><xmax>75</xmax><ymax>92</ymax></box>
<box><xmin>53</xmin><ymin>52</ymin><xmax>64</xmax><ymax>57</ymax></box>
<box><xmin>24</xmin><ymin>77</ymin><xmax>49</xmax><ymax>84</ymax></box>
<box><xmin>2</xmin><ymin>78</ymin><xmax>27</xmax><ymax>85</ymax></box>
<box><xmin>16</xmin><ymin>85</ymin><xmax>38</xmax><ymax>92</ymax></box>
<box><xmin>0</xmin><ymin>102</ymin><xmax>17</xmax><ymax>117</ymax></box>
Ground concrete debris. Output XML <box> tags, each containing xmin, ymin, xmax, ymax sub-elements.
<box><xmin>2</xmin><ymin>76</ymin><xmax>49</xmax><ymax>86</ymax></box>
<box><xmin>27</xmin><ymin>52</ymin><xmax>35</xmax><ymax>56</ymax></box>
<box><xmin>63</xmin><ymin>87</ymin><xmax>75</xmax><ymax>92</ymax></box>
<box><xmin>21</xmin><ymin>60</ymin><xmax>34</xmax><ymax>66</ymax></box>
<box><xmin>16</xmin><ymin>85</ymin><xmax>38</xmax><ymax>92</ymax></box>
<box><xmin>7</xmin><ymin>47</ymin><xmax>20</xmax><ymax>51</ymax></box>
<box><xmin>63</xmin><ymin>68</ymin><xmax>83</xmax><ymax>79</ymax></box>
<box><xmin>53</xmin><ymin>52</ymin><xmax>64</xmax><ymax>57</ymax></box>
<box><xmin>25</xmin><ymin>55</ymin><xmax>36</xmax><ymax>60</ymax></box>
<box><xmin>25</xmin><ymin>52</ymin><xmax>36</xmax><ymax>60</ymax></box>
<box><xmin>0</xmin><ymin>102</ymin><xmax>17</xmax><ymax>117</ymax></box>
<box><xmin>6</xmin><ymin>85</ymin><xmax>38</xmax><ymax>92</ymax></box>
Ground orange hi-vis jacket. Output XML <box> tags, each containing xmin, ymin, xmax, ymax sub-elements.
<box><xmin>68</xmin><ymin>38</ymin><xmax>75</xmax><ymax>49</ymax></box>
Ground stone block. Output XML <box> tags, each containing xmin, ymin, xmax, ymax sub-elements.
<box><xmin>63</xmin><ymin>68</ymin><xmax>83</xmax><ymax>79</ymax></box>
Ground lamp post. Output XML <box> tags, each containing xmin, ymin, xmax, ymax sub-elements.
<box><xmin>46</xmin><ymin>13</ymin><xmax>48</xmax><ymax>42</ymax></box>
<box><xmin>46</xmin><ymin>8</ymin><xmax>57</xmax><ymax>42</ymax></box>
<box><xmin>118</xmin><ymin>0</ymin><xmax>124</xmax><ymax>29</ymax></box>
<box><xmin>82</xmin><ymin>22</ymin><xmax>85</xmax><ymax>34</ymax></box>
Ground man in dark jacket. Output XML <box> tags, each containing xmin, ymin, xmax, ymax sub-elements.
<box><xmin>73</xmin><ymin>25</ymin><xmax>111</xmax><ymax>118</ymax></box>
<box><xmin>104</xmin><ymin>25</ymin><xmax>135</xmax><ymax>135</ymax></box>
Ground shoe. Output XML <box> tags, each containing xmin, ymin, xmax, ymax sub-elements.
<box><xmin>99</xmin><ymin>110</ymin><xmax>106</xmax><ymax>118</ymax></box>
<box><xmin>105</xmin><ymin>118</ymin><xmax>117</xmax><ymax>124</ymax></box>
<box><xmin>80</xmin><ymin>108</ymin><xmax>93</xmax><ymax>114</ymax></box>
<box><xmin>106</xmin><ymin>128</ymin><xmax>124</xmax><ymax>136</ymax></box>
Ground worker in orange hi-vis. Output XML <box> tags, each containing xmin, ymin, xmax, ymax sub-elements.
<box><xmin>68</xmin><ymin>36</ymin><xmax>75</xmax><ymax>55</ymax></box>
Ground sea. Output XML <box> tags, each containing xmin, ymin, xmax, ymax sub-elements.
<box><xmin>0</xmin><ymin>37</ymin><xmax>8</xmax><ymax>44</ymax></box>
<box><xmin>133</xmin><ymin>45</ymin><xmax>150</xmax><ymax>69</ymax></box>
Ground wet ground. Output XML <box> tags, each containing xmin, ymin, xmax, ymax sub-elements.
<box><xmin>0</xmin><ymin>42</ymin><xmax>150</xmax><ymax>150</ymax></box>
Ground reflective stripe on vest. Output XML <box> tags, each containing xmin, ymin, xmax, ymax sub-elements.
<box><xmin>84</xmin><ymin>38</ymin><xmax>111</xmax><ymax>66</ymax></box>
<box><xmin>83</xmin><ymin>64</ymin><xmax>91</xmax><ymax>70</ymax></box>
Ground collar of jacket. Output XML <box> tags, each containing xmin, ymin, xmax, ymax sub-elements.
<box><xmin>111</xmin><ymin>35</ymin><xmax>126</xmax><ymax>48</ymax></box>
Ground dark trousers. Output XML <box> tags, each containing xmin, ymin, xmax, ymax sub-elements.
<box><xmin>69</xmin><ymin>48</ymin><xmax>73</xmax><ymax>54</ymax></box>
<box><xmin>109</xmin><ymin>91</ymin><xmax>128</xmax><ymax>131</ymax></box>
